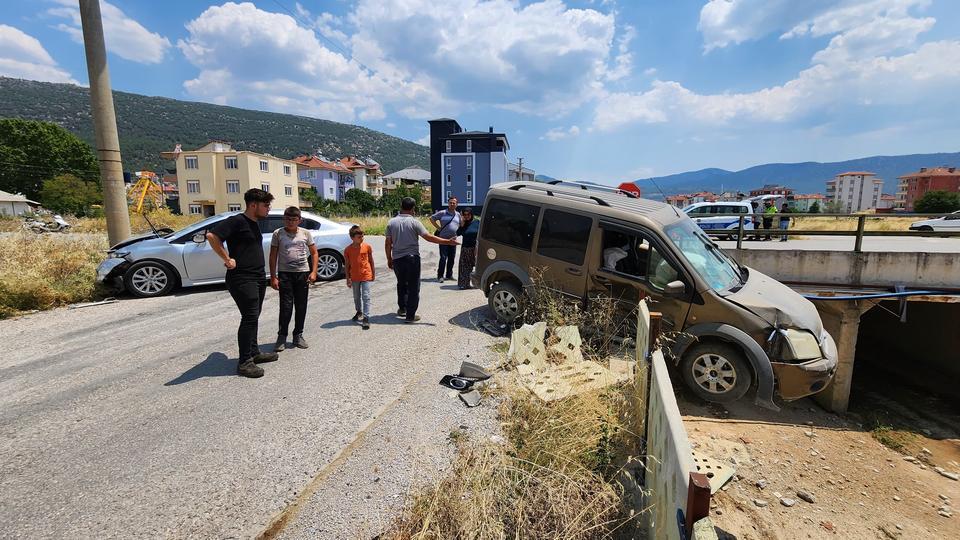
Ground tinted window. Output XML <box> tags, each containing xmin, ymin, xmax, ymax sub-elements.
<box><xmin>687</xmin><ymin>206</ymin><xmax>706</xmax><ymax>215</ymax></box>
<box><xmin>301</xmin><ymin>218</ymin><xmax>321</xmax><ymax>229</ymax></box>
<box><xmin>536</xmin><ymin>209</ymin><xmax>592</xmax><ymax>265</ymax></box>
<box><xmin>482</xmin><ymin>198</ymin><xmax>539</xmax><ymax>250</ymax></box>
<box><xmin>258</xmin><ymin>217</ymin><xmax>283</xmax><ymax>234</ymax></box>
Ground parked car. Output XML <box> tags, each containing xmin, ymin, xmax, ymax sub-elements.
<box><xmin>471</xmin><ymin>182</ymin><xmax>837</xmax><ymax>408</ymax></box>
<box><xmin>97</xmin><ymin>210</ymin><xmax>352</xmax><ymax>298</ymax></box>
<box><xmin>683</xmin><ymin>201</ymin><xmax>755</xmax><ymax>239</ymax></box>
<box><xmin>909</xmin><ymin>210</ymin><xmax>960</xmax><ymax>231</ymax></box>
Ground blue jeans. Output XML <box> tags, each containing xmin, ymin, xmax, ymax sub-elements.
<box><xmin>352</xmin><ymin>281</ymin><xmax>371</xmax><ymax>318</ymax></box>
<box><xmin>438</xmin><ymin>244</ymin><xmax>456</xmax><ymax>279</ymax></box>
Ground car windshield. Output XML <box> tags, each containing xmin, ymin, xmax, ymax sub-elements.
<box><xmin>172</xmin><ymin>213</ymin><xmax>230</xmax><ymax>238</ymax></box>
<box><xmin>664</xmin><ymin>219</ymin><xmax>744</xmax><ymax>292</ymax></box>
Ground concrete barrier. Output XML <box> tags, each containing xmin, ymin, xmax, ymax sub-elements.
<box><xmin>728</xmin><ymin>249</ymin><xmax>960</xmax><ymax>289</ymax></box>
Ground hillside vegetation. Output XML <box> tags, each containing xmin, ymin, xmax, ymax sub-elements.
<box><xmin>0</xmin><ymin>77</ymin><xmax>428</xmax><ymax>175</ymax></box>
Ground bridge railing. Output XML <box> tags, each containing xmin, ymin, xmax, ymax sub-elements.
<box><xmin>694</xmin><ymin>212</ymin><xmax>960</xmax><ymax>252</ymax></box>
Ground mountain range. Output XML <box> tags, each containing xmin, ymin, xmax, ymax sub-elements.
<box><xmin>0</xmin><ymin>77</ymin><xmax>429</xmax><ymax>175</ymax></box>
<box><xmin>635</xmin><ymin>153</ymin><xmax>960</xmax><ymax>197</ymax></box>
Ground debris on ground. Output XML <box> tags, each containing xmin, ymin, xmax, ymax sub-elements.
<box><xmin>439</xmin><ymin>361</ymin><xmax>495</xmax><ymax>407</ymax></box>
<box><xmin>68</xmin><ymin>297</ymin><xmax>118</xmax><ymax>309</ymax></box>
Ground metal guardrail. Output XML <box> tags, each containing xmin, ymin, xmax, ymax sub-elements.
<box><xmin>694</xmin><ymin>213</ymin><xmax>960</xmax><ymax>252</ymax></box>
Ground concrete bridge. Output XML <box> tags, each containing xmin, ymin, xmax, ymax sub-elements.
<box><xmin>720</xmin><ymin>237</ymin><xmax>960</xmax><ymax>413</ymax></box>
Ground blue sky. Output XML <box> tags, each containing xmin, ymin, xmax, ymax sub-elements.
<box><xmin>1</xmin><ymin>0</ymin><xmax>959</xmax><ymax>184</ymax></box>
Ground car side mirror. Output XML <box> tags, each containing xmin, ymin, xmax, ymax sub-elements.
<box><xmin>664</xmin><ymin>280</ymin><xmax>686</xmax><ymax>296</ymax></box>
<box><xmin>192</xmin><ymin>232</ymin><xmax>207</xmax><ymax>244</ymax></box>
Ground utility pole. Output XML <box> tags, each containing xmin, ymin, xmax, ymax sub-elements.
<box><xmin>79</xmin><ymin>0</ymin><xmax>130</xmax><ymax>244</ymax></box>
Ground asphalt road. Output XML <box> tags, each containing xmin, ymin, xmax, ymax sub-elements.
<box><xmin>717</xmin><ymin>235</ymin><xmax>960</xmax><ymax>252</ymax></box>
<box><xmin>0</xmin><ymin>237</ymin><xmax>500</xmax><ymax>539</ymax></box>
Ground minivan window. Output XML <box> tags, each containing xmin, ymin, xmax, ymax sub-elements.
<box><xmin>482</xmin><ymin>198</ymin><xmax>539</xmax><ymax>250</ymax></box>
<box><xmin>537</xmin><ymin>209</ymin><xmax>592</xmax><ymax>265</ymax></box>
<box><xmin>664</xmin><ymin>219</ymin><xmax>743</xmax><ymax>292</ymax></box>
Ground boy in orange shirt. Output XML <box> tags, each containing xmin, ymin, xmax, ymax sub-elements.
<box><xmin>344</xmin><ymin>225</ymin><xmax>375</xmax><ymax>330</ymax></box>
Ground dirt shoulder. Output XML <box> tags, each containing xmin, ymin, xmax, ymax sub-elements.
<box><xmin>679</xmin><ymin>393</ymin><xmax>960</xmax><ymax>539</ymax></box>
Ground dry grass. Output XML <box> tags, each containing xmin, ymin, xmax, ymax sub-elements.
<box><xmin>0</xmin><ymin>233</ymin><xmax>108</xmax><ymax>318</ymax></box>
<box><xmin>791</xmin><ymin>215</ymin><xmax>915</xmax><ymax>232</ymax></box>
<box><xmin>331</xmin><ymin>215</ymin><xmax>433</xmax><ymax>236</ymax></box>
<box><xmin>70</xmin><ymin>208</ymin><xmax>202</xmax><ymax>234</ymax></box>
<box><xmin>383</xmin><ymin>280</ymin><xmax>645</xmax><ymax>539</ymax></box>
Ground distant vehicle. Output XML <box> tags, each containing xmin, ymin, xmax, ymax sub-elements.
<box><xmin>683</xmin><ymin>201</ymin><xmax>755</xmax><ymax>239</ymax></box>
<box><xmin>909</xmin><ymin>210</ymin><xmax>960</xmax><ymax>232</ymax></box>
<box><xmin>96</xmin><ymin>210</ymin><xmax>352</xmax><ymax>298</ymax></box>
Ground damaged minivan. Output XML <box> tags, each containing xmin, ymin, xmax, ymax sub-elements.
<box><xmin>472</xmin><ymin>181</ymin><xmax>836</xmax><ymax>409</ymax></box>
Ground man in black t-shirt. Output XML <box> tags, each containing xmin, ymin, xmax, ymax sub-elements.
<box><xmin>207</xmin><ymin>188</ymin><xmax>277</xmax><ymax>378</ymax></box>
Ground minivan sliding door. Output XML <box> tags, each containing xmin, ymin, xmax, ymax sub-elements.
<box><xmin>530</xmin><ymin>208</ymin><xmax>594</xmax><ymax>299</ymax></box>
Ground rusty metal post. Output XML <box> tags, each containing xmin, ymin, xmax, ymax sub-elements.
<box><xmin>648</xmin><ymin>311</ymin><xmax>662</xmax><ymax>352</ymax></box>
<box><xmin>736</xmin><ymin>215</ymin><xmax>744</xmax><ymax>249</ymax></box>
<box><xmin>854</xmin><ymin>215</ymin><xmax>865</xmax><ymax>253</ymax></box>
<box><xmin>685</xmin><ymin>471</ymin><xmax>712</xmax><ymax>536</ymax></box>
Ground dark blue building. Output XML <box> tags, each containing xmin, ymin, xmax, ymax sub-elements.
<box><xmin>429</xmin><ymin>118</ymin><xmax>510</xmax><ymax>211</ymax></box>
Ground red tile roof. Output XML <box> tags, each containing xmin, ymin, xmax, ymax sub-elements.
<box><xmin>294</xmin><ymin>155</ymin><xmax>352</xmax><ymax>173</ymax></box>
<box><xmin>339</xmin><ymin>156</ymin><xmax>381</xmax><ymax>171</ymax></box>
<box><xmin>836</xmin><ymin>171</ymin><xmax>876</xmax><ymax>176</ymax></box>
<box><xmin>898</xmin><ymin>166</ymin><xmax>960</xmax><ymax>179</ymax></box>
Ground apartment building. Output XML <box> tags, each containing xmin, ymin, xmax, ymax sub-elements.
<box><xmin>294</xmin><ymin>155</ymin><xmax>354</xmax><ymax>202</ymax></box>
<box><xmin>340</xmin><ymin>156</ymin><xmax>384</xmax><ymax>198</ymax></box>
<box><xmin>895</xmin><ymin>167</ymin><xmax>960</xmax><ymax>210</ymax></box>
<box><xmin>428</xmin><ymin>118</ymin><xmax>510</xmax><ymax>210</ymax></box>
<box><xmin>791</xmin><ymin>193</ymin><xmax>826</xmax><ymax>212</ymax></box>
<box><xmin>825</xmin><ymin>171</ymin><xmax>883</xmax><ymax>212</ymax></box>
<box><xmin>383</xmin><ymin>166</ymin><xmax>431</xmax><ymax>196</ymax></box>
<box><xmin>164</xmin><ymin>141</ymin><xmax>298</xmax><ymax>216</ymax></box>
<box><xmin>749</xmin><ymin>184</ymin><xmax>794</xmax><ymax>197</ymax></box>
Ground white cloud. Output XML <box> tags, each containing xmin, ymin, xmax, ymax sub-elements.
<box><xmin>541</xmin><ymin>125</ymin><xmax>581</xmax><ymax>140</ymax></box>
<box><xmin>594</xmin><ymin>0</ymin><xmax>959</xmax><ymax>131</ymax></box>
<box><xmin>606</xmin><ymin>25</ymin><xmax>636</xmax><ymax>81</ymax></box>
<box><xmin>0</xmin><ymin>24</ymin><xmax>76</xmax><ymax>83</ymax></box>
<box><xmin>643</xmin><ymin>67</ymin><xmax>658</xmax><ymax>76</ymax></box>
<box><xmin>48</xmin><ymin>0</ymin><xmax>171</xmax><ymax>64</ymax></box>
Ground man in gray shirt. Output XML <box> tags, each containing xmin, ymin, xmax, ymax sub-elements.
<box><xmin>385</xmin><ymin>197</ymin><xmax>457</xmax><ymax>323</ymax></box>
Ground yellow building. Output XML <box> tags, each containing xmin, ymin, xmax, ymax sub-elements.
<box><xmin>163</xmin><ymin>141</ymin><xmax>299</xmax><ymax>216</ymax></box>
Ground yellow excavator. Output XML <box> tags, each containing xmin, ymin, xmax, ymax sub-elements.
<box><xmin>128</xmin><ymin>171</ymin><xmax>164</xmax><ymax>214</ymax></box>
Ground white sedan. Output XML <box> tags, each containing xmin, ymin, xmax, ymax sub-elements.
<box><xmin>96</xmin><ymin>210</ymin><xmax>353</xmax><ymax>297</ymax></box>
<box><xmin>909</xmin><ymin>210</ymin><xmax>960</xmax><ymax>232</ymax></box>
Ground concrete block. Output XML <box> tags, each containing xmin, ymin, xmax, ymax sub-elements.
<box><xmin>550</xmin><ymin>325</ymin><xmax>584</xmax><ymax>364</ymax></box>
<box><xmin>508</xmin><ymin>322</ymin><xmax>547</xmax><ymax>369</ymax></box>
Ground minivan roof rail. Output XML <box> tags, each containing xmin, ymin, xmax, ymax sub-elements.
<box><xmin>507</xmin><ymin>182</ymin><xmax>610</xmax><ymax>206</ymax></box>
<box><xmin>545</xmin><ymin>179</ymin><xmax>640</xmax><ymax>199</ymax></box>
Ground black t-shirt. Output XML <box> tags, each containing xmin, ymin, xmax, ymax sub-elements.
<box><xmin>210</xmin><ymin>214</ymin><xmax>265</xmax><ymax>281</ymax></box>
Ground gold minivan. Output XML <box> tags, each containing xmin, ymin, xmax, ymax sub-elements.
<box><xmin>472</xmin><ymin>181</ymin><xmax>837</xmax><ymax>409</ymax></box>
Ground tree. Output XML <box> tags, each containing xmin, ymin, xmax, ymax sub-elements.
<box><xmin>914</xmin><ymin>190</ymin><xmax>960</xmax><ymax>213</ymax></box>
<box><xmin>0</xmin><ymin>119</ymin><xmax>99</xmax><ymax>200</ymax></box>
<box><xmin>823</xmin><ymin>200</ymin><xmax>845</xmax><ymax>214</ymax></box>
<box><xmin>41</xmin><ymin>174</ymin><xmax>103</xmax><ymax>216</ymax></box>
<box><xmin>808</xmin><ymin>201</ymin><xmax>821</xmax><ymax>214</ymax></box>
<box><xmin>343</xmin><ymin>188</ymin><xmax>377</xmax><ymax>213</ymax></box>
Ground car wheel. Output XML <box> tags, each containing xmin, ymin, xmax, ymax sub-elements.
<box><xmin>316</xmin><ymin>250</ymin><xmax>343</xmax><ymax>281</ymax></box>
<box><xmin>488</xmin><ymin>281</ymin><xmax>523</xmax><ymax>324</ymax></box>
<box><xmin>681</xmin><ymin>342</ymin><xmax>753</xmax><ymax>403</ymax></box>
<box><xmin>124</xmin><ymin>261</ymin><xmax>176</xmax><ymax>298</ymax></box>
<box><xmin>917</xmin><ymin>226</ymin><xmax>934</xmax><ymax>232</ymax></box>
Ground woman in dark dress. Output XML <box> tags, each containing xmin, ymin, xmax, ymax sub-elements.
<box><xmin>456</xmin><ymin>208</ymin><xmax>480</xmax><ymax>289</ymax></box>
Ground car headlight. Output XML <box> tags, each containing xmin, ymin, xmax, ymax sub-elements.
<box><xmin>782</xmin><ymin>329</ymin><xmax>822</xmax><ymax>361</ymax></box>
<box><xmin>109</xmin><ymin>251</ymin><xmax>130</xmax><ymax>259</ymax></box>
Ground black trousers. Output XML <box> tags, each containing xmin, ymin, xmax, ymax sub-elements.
<box><xmin>394</xmin><ymin>254</ymin><xmax>421</xmax><ymax>320</ymax></box>
<box><xmin>227</xmin><ymin>278</ymin><xmax>266</xmax><ymax>363</ymax></box>
<box><xmin>278</xmin><ymin>271</ymin><xmax>309</xmax><ymax>337</ymax></box>
<box><xmin>437</xmin><ymin>244</ymin><xmax>456</xmax><ymax>279</ymax></box>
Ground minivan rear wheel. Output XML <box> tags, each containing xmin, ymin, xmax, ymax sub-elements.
<box><xmin>681</xmin><ymin>343</ymin><xmax>752</xmax><ymax>403</ymax></box>
<box><xmin>488</xmin><ymin>281</ymin><xmax>523</xmax><ymax>323</ymax></box>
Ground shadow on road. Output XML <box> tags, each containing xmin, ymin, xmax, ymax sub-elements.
<box><xmin>164</xmin><ymin>352</ymin><xmax>234</xmax><ymax>385</ymax></box>
<box><xmin>448</xmin><ymin>305</ymin><xmax>499</xmax><ymax>335</ymax></box>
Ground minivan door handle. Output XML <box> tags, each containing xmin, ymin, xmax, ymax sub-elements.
<box><xmin>595</xmin><ymin>275</ymin><xmax>610</xmax><ymax>284</ymax></box>
<box><xmin>565</xmin><ymin>267</ymin><xmax>583</xmax><ymax>276</ymax></box>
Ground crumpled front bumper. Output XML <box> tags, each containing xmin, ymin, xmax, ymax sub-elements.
<box><xmin>96</xmin><ymin>258</ymin><xmax>128</xmax><ymax>288</ymax></box>
<box><xmin>771</xmin><ymin>332</ymin><xmax>838</xmax><ymax>401</ymax></box>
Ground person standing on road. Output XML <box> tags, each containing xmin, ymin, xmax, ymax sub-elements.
<box><xmin>386</xmin><ymin>197</ymin><xmax>458</xmax><ymax>323</ymax></box>
<box><xmin>762</xmin><ymin>200</ymin><xmax>777</xmax><ymax>241</ymax></box>
<box><xmin>456</xmin><ymin>207</ymin><xmax>479</xmax><ymax>289</ymax></box>
<box><xmin>269</xmin><ymin>206</ymin><xmax>319</xmax><ymax>351</ymax></box>
<box><xmin>207</xmin><ymin>188</ymin><xmax>278</xmax><ymax>378</ymax></box>
<box><xmin>344</xmin><ymin>225</ymin><xmax>375</xmax><ymax>330</ymax></box>
<box><xmin>429</xmin><ymin>196</ymin><xmax>461</xmax><ymax>283</ymax></box>
<box><xmin>779</xmin><ymin>203</ymin><xmax>791</xmax><ymax>242</ymax></box>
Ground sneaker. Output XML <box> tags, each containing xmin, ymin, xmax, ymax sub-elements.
<box><xmin>351</xmin><ymin>311</ymin><xmax>362</xmax><ymax>322</ymax></box>
<box><xmin>253</xmin><ymin>352</ymin><xmax>279</xmax><ymax>364</ymax></box>
<box><xmin>397</xmin><ymin>308</ymin><xmax>406</xmax><ymax>317</ymax></box>
<box><xmin>404</xmin><ymin>315</ymin><xmax>421</xmax><ymax>324</ymax></box>
<box><xmin>293</xmin><ymin>334</ymin><xmax>309</xmax><ymax>349</ymax></box>
<box><xmin>274</xmin><ymin>336</ymin><xmax>286</xmax><ymax>352</ymax></box>
<box><xmin>361</xmin><ymin>317</ymin><xmax>370</xmax><ymax>330</ymax></box>
<box><xmin>237</xmin><ymin>360</ymin><xmax>264</xmax><ymax>378</ymax></box>
<box><xmin>438</xmin><ymin>277</ymin><xmax>445</xmax><ymax>283</ymax></box>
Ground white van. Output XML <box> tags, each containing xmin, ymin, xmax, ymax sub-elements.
<box><xmin>684</xmin><ymin>201</ymin><xmax>755</xmax><ymax>239</ymax></box>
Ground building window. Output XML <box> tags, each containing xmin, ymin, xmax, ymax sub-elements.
<box><xmin>187</xmin><ymin>180</ymin><xmax>200</xmax><ymax>193</ymax></box>
<box><xmin>259</xmin><ymin>160</ymin><xmax>269</xmax><ymax>172</ymax></box>
<box><xmin>284</xmin><ymin>185</ymin><xmax>293</xmax><ymax>196</ymax></box>
<box><xmin>224</xmin><ymin>156</ymin><xmax>237</xmax><ymax>169</ymax></box>
<box><xmin>283</xmin><ymin>164</ymin><xmax>291</xmax><ymax>176</ymax></box>
<box><xmin>261</xmin><ymin>183</ymin><xmax>270</xmax><ymax>192</ymax></box>
<box><xmin>227</xmin><ymin>204</ymin><xmax>241</xmax><ymax>212</ymax></box>
<box><xmin>185</xmin><ymin>156</ymin><xmax>198</xmax><ymax>169</ymax></box>
<box><xmin>328</xmin><ymin>187</ymin><xmax>334</xmax><ymax>195</ymax></box>
<box><xmin>466</xmin><ymin>156</ymin><xmax>472</xmax><ymax>170</ymax></box>
<box><xmin>466</xmin><ymin>174</ymin><xmax>472</xmax><ymax>186</ymax></box>
<box><xmin>465</xmin><ymin>191</ymin><xmax>473</xmax><ymax>203</ymax></box>
<box><xmin>466</xmin><ymin>140</ymin><xmax>472</xmax><ymax>152</ymax></box>
<box><xmin>445</xmin><ymin>157</ymin><xmax>451</xmax><ymax>170</ymax></box>
<box><xmin>188</xmin><ymin>204</ymin><xmax>201</xmax><ymax>215</ymax></box>
<box><xmin>446</xmin><ymin>174</ymin><xmax>451</xmax><ymax>186</ymax></box>
<box><xmin>226</xmin><ymin>180</ymin><xmax>239</xmax><ymax>193</ymax></box>
<box><xmin>307</xmin><ymin>170</ymin><xmax>316</xmax><ymax>179</ymax></box>
<box><xmin>445</xmin><ymin>140</ymin><xmax>451</xmax><ymax>152</ymax></box>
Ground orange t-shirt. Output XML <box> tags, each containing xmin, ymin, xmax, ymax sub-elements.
<box><xmin>344</xmin><ymin>242</ymin><xmax>374</xmax><ymax>282</ymax></box>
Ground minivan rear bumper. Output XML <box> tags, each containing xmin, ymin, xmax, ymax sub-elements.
<box><xmin>770</xmin><ymin>333</ymin><xmax>838</xmax><ymax>401</ymax></box>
